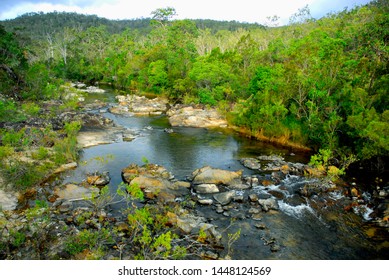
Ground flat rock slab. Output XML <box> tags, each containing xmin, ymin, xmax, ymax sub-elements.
<box><xmin>77</xmin><ymin>127</ymin><xmax>124</xmax><ymax>148</ymax></box>
<box><xmin>54</xmin><ymin>184</ymin><xmax>99</xmax><ymax>201</ymax></box>
<box><xmin>53</xmin><ymin>162</ymin><xmax>78</xmax><ymax>174</ymax></box>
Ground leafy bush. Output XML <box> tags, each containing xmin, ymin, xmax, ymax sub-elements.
<box><xmin>21</xmin><ymin>102</ymin><xmax>41</xmax><ymax>116</ymax></box>
<box><xmin>0</xmin><ymin>100</ymin><xmax>26</xmax><ymax>122</ymax></box>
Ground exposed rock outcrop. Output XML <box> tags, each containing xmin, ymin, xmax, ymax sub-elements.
<box><xmin>190</xmin><ymin>166</ymin><xmax>242</xmax><ymax>186</ymax></box>
<box><xmin>167</xmin><ymin>105</ymin><xmax>228</xmax><ymax>128</ymax></box>
<box><xmin>110</xmin><ymin>95</ymin><xmax>169</xmax><ymax>116</ymax></box>
<box><xmin>121</xmin><ymin>163</ymin><xmax>189</xmax><ymax>203</ymax></box>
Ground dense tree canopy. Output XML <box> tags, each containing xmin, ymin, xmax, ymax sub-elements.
<box><xmin>1</xmin><ymin>0</ymin><xmax>388</xmax><ymax>170</ymax></box>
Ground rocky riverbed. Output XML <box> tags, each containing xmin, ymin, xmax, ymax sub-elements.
<box><xmin>1</xmin><ymin>88</ymin><xmax>388</xmax><ymax>260</ymax></box>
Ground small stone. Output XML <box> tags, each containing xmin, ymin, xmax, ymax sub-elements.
<box><xmin>202</xmin><ymin>251</ymin><xmax>218</xmax><ymax>260</ymax></box>
<box><xmin>233</xmin><ymin>195</ymin><xmax>244</xmax><ymax>202</ymax></box>
<box><xmin>198</xmin><ymin>199</ymin><xmax>213</xmax><ymax>205</ymax></box>
<box><xmin>251</xmin><ymin>213</ymin><xmax>262</xmax><ymax>221</ymax></box>
<box><xmin>223</xmin><ymin>211</ymin><xmax>231</xmax><ymax>217</ymax></box>
<box><xmin>350</xmin><ymin>187</ymin><xmax>359</xmax><ymax>197</ymax></box>
<box><xmin>248</xmin><ymin>207</ymin><xmax>261</xmax><ymax>214</ymax></box>
<box><xmin>270</xmin><ymin>244</ymin><xmax>281</xmax><ymax>252</ymax></box>
<box><xmin>379</xmin><ymin>190</ymin><xmax>387</xmax><ymax>197</ymax></box>
<box><xmin>251</xmin><ymin>177</ymin><xmax>259</xmax><ymax>187</ymax></box>
<box><xmin>249</xmin><ymin>194</ymin><xmax>259</xmax><ymax>202</ymax></box>
<box><xmin>215</xmin><ymin>206</ymin><xmax>224</xmax><ymax>214</ymax></box>
<box><xmin>254</xmin><ymin>223</ymin><xmax>267</xmax><ymax>230</ymax></box>
<box><xmin>262</xmin><ymin>180</ymin><xmax>274</xmax><ymax>186</ymax></box>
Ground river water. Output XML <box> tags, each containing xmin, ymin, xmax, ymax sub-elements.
<box><xmin>63</xmin><ymin>89</ymin><xmax>388</xmax><ymax>259</ymax></box>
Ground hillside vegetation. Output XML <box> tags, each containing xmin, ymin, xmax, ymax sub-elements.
<box><xmin>1</xmin><ymin>1</ymin><xmax>388</xmax><ymax>180</ymax></box>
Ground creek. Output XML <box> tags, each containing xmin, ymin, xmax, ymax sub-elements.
<box><xmin>62</xmin><ymin>88</ymin><xmax>388</xmax><ymax>260</ymax></box>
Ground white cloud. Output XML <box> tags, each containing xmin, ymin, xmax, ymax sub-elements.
<box><xmin>0</xmin><ymin>0</ymin><xmax>373</xmax><ymax>24</ymax></box>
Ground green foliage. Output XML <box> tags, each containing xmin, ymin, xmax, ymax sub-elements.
<box><xmin>0</xmin><ymin>1</ymin><xmax>387</xmax><ymax>171</ymax></box>
<box><xmin>309</xmin><ymin>149</ymin><xmax>355</xmax><ymax>180</ymax></box>
<box><xmin>125</xmin><ymin>182</ymin><xmax>145</xmax><ymax>201</ymax></box>
<box><xmin>226</xmin><ymin>229</ymin><xmax>241</xmax><ymax>257</ymax></box>
<box><xmin>147</xmin><ymin>60</ymin><xmax>168</xmax><ymax>93</ymax></box>
<box><xmin>65</xmin><ymin>228</ymin><xmax>113</xmax><ymax>258</ymax></box>
<box><xmin>127</xmin><ymin>206</ymin><xmax>186</xmax><ymax>260</ymax></box>
<box><xmin>0</xmin><ymin>100</ymin><xmax>26</xmax><ymax>122</ymax></box>
<box><xmin>141</xmin><ymin>156</ymin><xmax>150</xmax><ymax>165</ymax></box>
<box><xmin>10</xmin><ymin>230</ymin><xmax>26</xmax><ymax>248</ymax></box>
<box><xmin>64</xmin><ymin>120</ymin><xmax>82</xmax><ymax>137</ymax></box>
<box><xmin>0</xmin><ymin>146</ymin><xmax>14</xmax><ymax>160</ymax></box>
<box><xmin>31</xmin><ymin>146</ymin><xmax>49</xmax><ymax>160</ymax></box>
<box><xmin>21</xmin><ymin>102</ymin><xmax>41</xmax><ymax>116</ymax></box>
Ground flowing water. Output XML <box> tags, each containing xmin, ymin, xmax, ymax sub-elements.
<box><xmin>63</xmin><ymin>89</ymin><xmax>388</xmax><ymax>259</ymax></box>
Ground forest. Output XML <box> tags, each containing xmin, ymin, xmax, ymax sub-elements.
<box><xmin>0</xmin><ymin>0</ymin><xmax>388</xmax><ymax>183</ymax></box>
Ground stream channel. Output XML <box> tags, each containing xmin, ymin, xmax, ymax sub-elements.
<box><xmin>62</xmin><ymin>88</ymin><xmax>388</xmax><ymax>260</ymax></box>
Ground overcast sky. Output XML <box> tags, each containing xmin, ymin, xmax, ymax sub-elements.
<box><xmin>0</xmin><ymin>0</ymin><xmax>373</xmax><ymax>25</ymax></box>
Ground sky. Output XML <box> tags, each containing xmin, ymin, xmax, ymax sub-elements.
<box><xmin>0</xmin><ymin>0</ymin><xmax>374</xmax><ymax>25</ymax></box>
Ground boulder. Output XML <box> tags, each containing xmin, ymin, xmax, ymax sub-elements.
<box><xmin>193</xmin><ymin>184</ymin><xmax>219</xmax><ymax>194</ymax></box>
<box><xmin>167</xmin><ymin>105</ymin><xmax>228</xmax><ymax>128</ymax></box>
<box><xmin>0</xmin><ymin>190</ymin><xmax>19</xmax><ymax>211</ymax></box>
<box><xmin>175</xmin><ymin>214</ymin><xmax>222</xmax><ymax>243</ymax></box>
<box><xmin>198</xmin><ymin>199</ymin><xmax>214</xmax><ymax>205</ymax></box>
<box><xmin>240</xmin><ymin>158</ymin><xmax>261</xmax><ymax>170</ymax></box>
<box><xmin>191</xmin><ymin>166</ymin><xmax>242</xmax><ymax>186</ymax></box>
<box><xmin>86</xmin><ymin>172</ymin><xmax>110</xmax><ymax>186</ymax></box>
<box><xmin>111</xmin><ymin>95</ymin><xmax>168</xmax><ymax>115</ymax></box>
<box><xmin>122</xmin><ymin>163</ymin><xmax>174</xmax><ymax>183</ymax></box>
<box><xmin>258</xmin><ymin>198</ymin><xmax>279</xmax><ymax>212</ymax></box>
<box><xmin>121</xmin><ymin>163</ymin><xmax>188</xmax><ymax>203</ymax></box>
<box><xmin>213</xmin><ymin>190</ymin><xmax>235</xmax><ymax>205</ymax></box>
